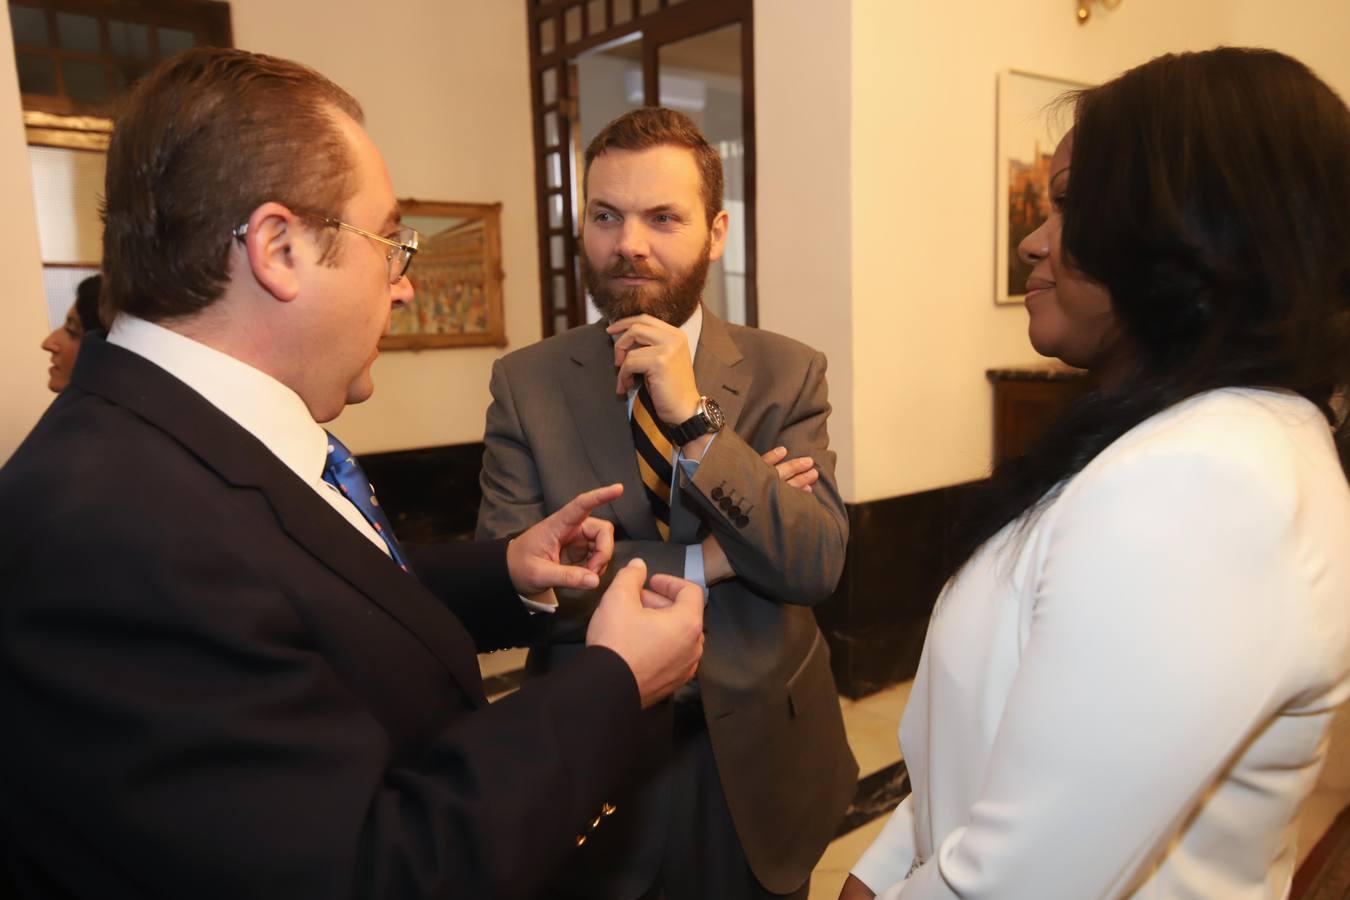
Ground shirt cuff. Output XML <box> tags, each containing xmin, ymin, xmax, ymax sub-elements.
<box><xmin>519</xmin><ymin>589</ymin><xmax>558</xmax><ymax>614</ymax></box>
<box><xmin>684</xmin><ymin>544</ymin><xmax>709</xmax><ymax>602</ymax></box>
<box><xmin>676</xmin><ymin>431</ymin><xmax>717</xmax><ymax>474</ymax></box>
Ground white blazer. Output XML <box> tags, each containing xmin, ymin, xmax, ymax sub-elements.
<box><xmin>853</xmin><ymin>388</ymin><xmax>1350</xmax><ymax>899</ymax></box>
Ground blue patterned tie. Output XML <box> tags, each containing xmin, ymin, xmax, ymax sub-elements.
<box><xmin>322</xmin><ymin>431</ymin><xmax>409</xmax><ymax>572</ymax></box>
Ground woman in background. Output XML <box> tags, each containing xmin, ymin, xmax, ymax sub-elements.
<box><xmin>41</xmin><ymin>274</ymin><xmax>101</xmax><ymax>392</ymax></box>
<box><xmin>842</xmin><ymin>47</ymin><xmax>1350</xmax><ymax>899</ymax></box>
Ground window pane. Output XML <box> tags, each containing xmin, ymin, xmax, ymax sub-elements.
<box><xmin>548</xmin><ymin>193</ymin><xmax>564</xmax><ymax>229</ymax></box>
<box><xmin>659</xmin><ymin>24</ymin><xmax>748</xmax><ymax>324</ymax></box>
<box><xmin>56</xmin><ymin>12</ymin><xmax>100</xmax><ymax>54</ymax></box>
<box><xmin>545</xmin><ymin>153</ymin><xmax>563</xmax><ymax>189</ymax></box>
<box><xmin>638</xmin><ymin>0</ymin><xmax>659</xmax><ymax>15</ymax></box>
<box><xmin>552</xmin><ymin>275</ymin><xmax>567</xmax><ymax>304</ymax></box>
<box><xmin>564</xmin><ymin>6</ymin><xmax>582</xmax><ymax>45</ymax></box>
<box><xmin>544</xmin><ymin>110</ymin><xmax>560</xmax><ymax>147</ymax></box>
<box><xmin>553</xmin><ymin>313</ymin><xmax>570</xmax><ymax>334</ymax></box>
<box><xmin>612</xmin><ymin>0</ymin><xmax>633</xmax><ymax>25</ymax></box>
<box><xmin>587</xmin><ymin>0</ymin><xmax>606</xmax><ymax>34</ymax></box>
<box><xmin>108</xmin><ymin>20</ymin><xmax>151</xmax><ymax>60</ymax></box>
<box><xmin>541</xmin><ymin>67</ymin><xmax>557</xmax><ymax>104</ymax></box>
<box><xmin>157</xmin><ymin>27</ymin><xmax>196</xmax><ymax>58</ymax></box>
<box><xmin>62</xmin><ymin>58</ymin><xmax>108</xmax><ymax>104</ymax></box>
<box><xmin>538</xmin><ymin>17</ymin><xmax>555</xmax><ymax>54</ymax></box>
<box><xmin>9</xmin><ymin>5</ymin><xmax>49</xmax><ymax>48</ymax></box>
<box><xmin>573</xmin><ymin>36</ymin><xmax>644</xmax><ymax>148</ymax></box>
<box><xmin>16</xmin><ymin>53</ymin><xmax>57</xmax><ymax>95</ymax></box>
<box><xmin>550</xmin><ymin>235</ymin><xmax>565</xmax><ymax>269</ymax></box>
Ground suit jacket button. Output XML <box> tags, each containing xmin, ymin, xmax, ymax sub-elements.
<box><xmin>719</xmin><ymin>497</ymin><xmax>732</xmax><ymax>510</ymax></box>
<box><xmin>711</xmin><ymin>486</ymin><xmax>724</xmax><ymax>501</ymax></box>
<box><xmin>736</xmin><ymin>515</ymin><xmax>749</xmax><ymax>528</ymax></box>
<box><xmin>729</xmin><ymin>506</ymin><xmax>742</xmax><ymax>518</ymax></box>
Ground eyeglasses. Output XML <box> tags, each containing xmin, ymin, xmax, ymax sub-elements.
<box><xmin>232</xmin><ymin>218</ymin><xmax>420</xmax><ymax>284</ymax></box>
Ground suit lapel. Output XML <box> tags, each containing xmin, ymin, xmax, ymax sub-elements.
<box><xmin>692</xmin><ymin>309</ymin><xmax>751</xmax><ymax>433</ymax></box>
<box><xmin>671</xmin><ymin>309</ymin><xmax>751</xmax><ymax>544</ymax></box>
<box><xmin>75</xmin><ymin>337</ymin><xmax>488</xmax><ymax>706</ymax></box>
<box><xmin>560</xmin><ymin>324</ymin><xmax>663</xmax><ymax>541</ymax></box>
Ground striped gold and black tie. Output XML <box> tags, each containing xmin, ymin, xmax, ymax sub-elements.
<box><xmin>631</xmin><ymin>384</ymin><xmax>674</xmax><ymax>540</ymax></box>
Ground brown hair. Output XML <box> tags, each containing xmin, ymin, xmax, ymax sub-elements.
<box><xmin>102</xmin><ymin>47</ymin><xmax>364</xmax><ymax>323</ymax></box>
<box><xmin>583</xmin><ymin>107</ymin><xmax>724</xmax><ymax>225</ymax></box>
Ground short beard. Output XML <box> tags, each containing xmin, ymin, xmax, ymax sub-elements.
<box><xmin>583</xmin><ymin>235</ymin><xmax>711</xmax><ymax>326</ymax></box>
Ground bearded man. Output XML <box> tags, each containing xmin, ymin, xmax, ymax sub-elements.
<box><xmin>476</xmin><ymin>107</ymin><xmax>857</xmax><ymax>900</ymax></box>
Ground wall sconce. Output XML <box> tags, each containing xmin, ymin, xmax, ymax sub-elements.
<box><xmin>1077</xmin><ymin>0</ymin><xmax>1123</xmax><ymax>25</ymax></box>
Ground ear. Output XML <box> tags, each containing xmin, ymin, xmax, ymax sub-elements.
<box><xmin>240</xmin><ymin>202</ymin><xmax>305</xmax><ymax>303</ymax></box>
<box><xmin>707</xmin><ymin>209</ymin><xmax>730</xmax><ymax>264</ymax></box>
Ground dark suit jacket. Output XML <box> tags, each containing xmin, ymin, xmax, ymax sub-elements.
<box><xmin>0</xmin><ymin>336</ymin><xmax>645</xmax><ymax>900</ymax></box>
<box><xmin>477</xmin><ymin>309</ymin><xmax>859</xmax><ymax>895</ymax></box>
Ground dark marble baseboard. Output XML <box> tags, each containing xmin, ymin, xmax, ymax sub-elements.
<box><xmin>814</xmin><ymin>480</ymin><xmax>987</xmax><ymax>699</ymax></box>
<box><xmin>360</xmin><ymin>442</ymin><xmax>486</xmax><ymax>543</ymax></box>
<box><xmin>836</xmin><ymin>761</ymin><xmax>910</xmax><ymax>838</ymax></box>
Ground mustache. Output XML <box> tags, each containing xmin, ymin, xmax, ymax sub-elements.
<box><xmin>605</xmin><ymin>260</ymin><xmax>664</xmax><ymax>279</ymax></box>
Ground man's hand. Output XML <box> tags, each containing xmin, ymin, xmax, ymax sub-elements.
<box><xmin>507</xmin><ymin>484</ymin><xmax>621</xmax><ymax>595</ymax></box>
<box><xmin>837</xmin><ymin>874</ymin><xmax>877</xmax><ymax>900</ymax></box>
<box><xmin>761</xmin><ymin>446</ymin><xmax>819</xmax><ymax>494</ymax></box>
<box><xmin>607</xmin><ymin>315</ymin><xmax>701</xmax><ymax>426</ymax></box>
<box><xmin>586</xmin><ymin>558</ymin><xmax>704</xmax><ymax>708</ymax></box>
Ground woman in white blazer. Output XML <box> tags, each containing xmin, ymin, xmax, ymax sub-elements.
<box><xmin>841</xmin><ymin>48</ymin><xmax>1350</xmax><ymax>900</ymax></box>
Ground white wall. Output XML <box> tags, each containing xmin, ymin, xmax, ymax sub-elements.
<box><xmin>0</xmin><ymin>12</ymin><xmax>59</xmax><ymax>463</ymax></box>
<box><xmin>846</xmin><ymin>0</ymin><xmax>1350</xmax><ymax>502</ymax></box>
<box><xmin>754</xmin><ymin>0</ymin><xmax>856</xmax><ymax>497</ymax></box>
<box><xmin>228</xmin><ymin>0</ymin><xmax>540</xmax><ymax>454</ymax></box>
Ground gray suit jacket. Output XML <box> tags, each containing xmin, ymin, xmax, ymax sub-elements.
<box><xmin>477</xmin><ymin>309</ymin><xmax>858</xmax><ymax>894</ymax></box>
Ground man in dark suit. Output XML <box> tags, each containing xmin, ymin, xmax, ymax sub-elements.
<box><xmin>477</xmin><ymin>108</ymin><xmax>858</xmax><ymax>900</ymax></box>
<box><xmin>0</xmin><ymin>49</ymin><xmax>704</xmax><ymax>900</ymax></box>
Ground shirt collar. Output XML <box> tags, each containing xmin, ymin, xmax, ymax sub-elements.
<box><xmin>107</xmin><ymin>314</ymin><xmax>328</xmax><ymax>486</ymax></box>
<box><xmin>680</xmin><ymin>304</ymin><xmax>704</xmax><ymax>360</ymax></box>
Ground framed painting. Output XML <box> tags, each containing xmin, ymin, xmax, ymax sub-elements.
<box><xmin>996</xmin><ymin>69</ymin><xmax>1089</xmax><ymax>305</ymax></box>
<box><xmin>381</xmin><ymin>199</ymin><xmax>507</xmax><ymax>350</ymax></box>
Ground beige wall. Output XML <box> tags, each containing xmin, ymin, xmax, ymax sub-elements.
<box><xmin>228</xmin><ymin>0</ymin><xmax>540</xmax><ymax>454</ymax></box>
<box><xmin>0</xmin><ymin>13</ymin><xmax>58</xmax><ymax>463</ymax></box>
<box><xmin>846</xmin><ymin>0</ymin><xmax>1350</xmax><ymax>502</ymax></box>
<box><xmin>754</xmin><ymin>0</ymin><xmax>856</xmax><ymax>496</ymax></box>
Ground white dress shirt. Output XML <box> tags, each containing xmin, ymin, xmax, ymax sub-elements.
<box><xmin>853</xmin><ymin>388</ymin><xmax>1350</xmax><ymax>899</ymax></box>
<box><xmin>107</xmin><ymin>314</ymin><xmax>390</xmax><ymax>556</ymax></box>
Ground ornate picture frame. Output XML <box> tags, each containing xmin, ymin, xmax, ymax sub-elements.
<box><xmin>381</xmin><ymin>199</ymin><xmax>507</xmax><ymax>350</ymax></box>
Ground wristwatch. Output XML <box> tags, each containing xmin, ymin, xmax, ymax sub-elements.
<box><xmin>668</xmin><ymin>395</ymin><xmax>726</xmax><ymax>445</ymax></box>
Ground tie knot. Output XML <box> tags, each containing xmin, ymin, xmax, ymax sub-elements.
<box><xmin>324</xmin><ymin>431</ymin><xmax>355</xmax><ymax>474</ymax></box>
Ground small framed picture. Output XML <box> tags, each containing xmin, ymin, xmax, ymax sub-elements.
<box><xmin>996</xmin><ymin>70</ymin><xmax>1089</xmax><ymax>305</ymax></box>
<box><xmin>381</xmin><ymin>199</ymin><xmax>507</xmax><ymax>350</ymax></box>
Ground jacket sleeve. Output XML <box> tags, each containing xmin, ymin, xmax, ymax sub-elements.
<box><xmin>404</xmin><ymin>537</ymin><xmax>545</xmax><ymax>652</ymax></box>
<box><xmin>1</xmin><ymin>516</ymin><xmax>644</xmax><ymax>900</ymax></box>
<box><xmin>684</xmin><ymin>349</ymin><xmax>849</xmax><ymax>604</ymax></box>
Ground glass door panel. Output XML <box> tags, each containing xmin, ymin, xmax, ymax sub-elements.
<box><xmin>658</xmin><ymin>23</ymin><xmax>746</xmax><ymax>325</ymax></box>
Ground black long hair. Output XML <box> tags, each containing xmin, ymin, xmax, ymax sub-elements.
<box><xmin>952</xmin><ymin>47</ymin><xmax>1350</xmax><ymax>572</ymax></box>
<box><xmin>73</xmin><ymin>275</ymin><xmax>102</xmax><ymax>333</ymax></box>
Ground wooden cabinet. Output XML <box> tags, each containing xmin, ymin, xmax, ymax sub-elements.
<box><xmin>987</xmin><ymin>368</ymin><xmax>1093</xmax><ymax>464</ymax></box>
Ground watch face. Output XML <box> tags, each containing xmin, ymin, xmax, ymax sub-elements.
<box><xmin>704</xmin><ymin>397</ymin><xmax>726</xmax><ymax>431</ymax></box>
